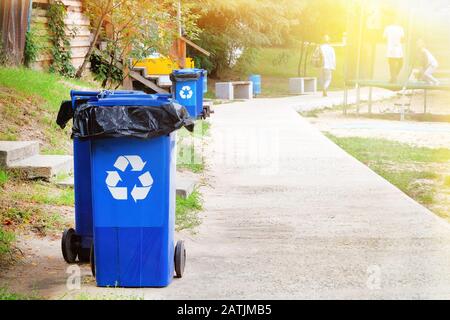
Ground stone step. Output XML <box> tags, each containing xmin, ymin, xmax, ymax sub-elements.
<box><xmin>9</xmin><ymin>155</ymin><xmax>73</xmax><ymax>180</ymax></box>
<box><xmin>0</xmin><ymin>141</ymin><xmax>40</xmax><ymax>167</ymax></box>
<box><xmin>157</xmin><ymin>75</ymin><xmax>172</xmax><ymax>88</ymax></box>
<box><xmin>176</xmin><ymin>176</ymin><xmax>198</xmax><ymax>199</ymax></box>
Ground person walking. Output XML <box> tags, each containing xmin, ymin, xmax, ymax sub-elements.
<box><xmin>319</xmin><ymin>35</ymin><xmax>336</xmax><ymax>97</ymax></box>
<box><xmin>383</xmin><ymin>20</ymin><xmax>405</xmax><ymax>83</ymax></box>
<box><xmin>417</xmin><ymin>39</ymin><xmax>440</xmax><ymax>85</ymax></box>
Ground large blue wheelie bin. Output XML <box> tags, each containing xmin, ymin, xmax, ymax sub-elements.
<box><xmin>60</xmin><ymin>91</ymin><xmax>146</xmax><ymax>263</ymax></box>
<box><xmin>170</xmin><ymin>68</ymin><xmax>207</xmax><ymax>119</ymax></box>
<box><xmin>60</xmin><ymin>92</ymin><xmax>192</xmax><ymax>287</ymax></box>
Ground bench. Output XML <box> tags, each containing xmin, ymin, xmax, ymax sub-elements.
<box><xmin>215</xmin><ymin>81</ymin><xmax>253</xmax><ymax>100</ymax></box>
<box><xmin>289</xmin><ymin>77</ymin><xmax>317</xmax><ymax>95</ymax></box>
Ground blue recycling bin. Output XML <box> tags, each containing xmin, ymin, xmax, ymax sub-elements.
<box><xmin>89</xmin><ymin>96</ymin><xmax>187</xmax><ymax>287</ymax></box>
<box><xmin>63</xmin><ymin>90</ymin><xmax>146</xmax><ymax>263</ymax></box>
<box><xmin>61</xmin><ymin>93</ymin><xmax>190</xmax><ymax>288</ymax></box>
<box><xmin>171</xmin><ymin>68</ymin><xmax>206</xmax><ymax>119</ymax></box>
<box><xmin>249</xmin><ymin>74</ymin><xmax>262</xmax><ymax>97</ymax></box>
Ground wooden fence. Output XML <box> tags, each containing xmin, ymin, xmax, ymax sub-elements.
<box><xmin>31</xmin><ymin>0</ymin><xmax>91</xmax><ymax>70</ymax></box>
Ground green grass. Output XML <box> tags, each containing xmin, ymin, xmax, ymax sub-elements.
<box><xmin>444</xmin><ymin>176</ymin><xmax>450</xmax><ymax>187</ymax></box>
<box><xmin>0</xmin><ymin>226</ymin><xmax>15</xmax><ymax>262</ymax></box>
<box><xmin>326</xmin><ymin>134</ymin><xmax>450</xmax><ymax>217</ymax></box>
<box><xmin>176</xmin><ymin>191</ymin><xmax>202</xmax><ymax>231</ymax></box>
<box><xmin>0</xmin><ymin>170</ymin><xmax>8</xmax><ymax>187</ymax></box>
<box><xmin>326</xmin><ymin>135</ymin><xmax>450</xmax><ymax>164</ymax></box>
<box><xmin>0</xmin><ymin>67</ymin><xmax>94</xmax><ymax>112</ymax></box>
<box><xmin>0</xmin><ymin>287</ymin><xmax>39</xmax><ymax>300</ymax></box>
<box><xmin>13</xmin><ymin>183</ymin><xmax>74</xmax><ymax>207</ymax></box>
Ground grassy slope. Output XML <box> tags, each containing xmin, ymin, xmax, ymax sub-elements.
<box><xmin>0</xmin><ymin>67</ymin><xmax>92</xmax><ymax>112</ymax></box>
<box><xmin>0</xmin><ymin>67</ymin><xmax>95</xmax><ymax>154</ymax></box>
<box><xmin>327</xmin><ymin>134</ymin><xmax>450</xmax><ymax>221</ymax></box>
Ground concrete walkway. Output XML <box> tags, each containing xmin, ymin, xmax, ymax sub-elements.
<box><xmin>138</xmin><ymin>97</ymin><xmax>450</xmax><ymax>299</ymax></box>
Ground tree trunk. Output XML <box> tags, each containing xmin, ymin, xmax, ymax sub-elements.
<box><xmin>75</xmin><ymin>15</ymin><xmax>105</xmax><ymax>78</ymax></box>
<box><xmin>297</xmin><ymin>41</ymin><xmax>305</xmax><ymax>77</ymax></box>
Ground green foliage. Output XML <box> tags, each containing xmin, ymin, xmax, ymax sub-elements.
<box><xmin>0</xmin><ymin>170</ymin><xmax>9</xmax><ymax>187</ymax></box>
<box><xmin>176</xmin><ymin>191</ymin><xmax>202</xmax><ymax>231</ymax></box>
<box><xmin>90</xmin><ymin>51</ymin><xmax>123</xmax><ymax>87</ymax></box>
<box><xmin>190</xmin><ymin>0</ymin><xmax>302</xmax><ymax>77</ymax></box>
<box><xmin>24</xmin><ymin>28</ymin><xmax>40</xmax><ymax>67</ymax></box>
<box><xmin>48</xmin><ymin>0</ymin><xmax>75</xmax><ymax>77</ymax></box>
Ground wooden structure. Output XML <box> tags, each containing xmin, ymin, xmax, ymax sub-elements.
<box><xmin>31</xmin><ymin>0</ymin><xmax>91</xmax><ymax>70</ymax></box>
<box><xmin>0</xmin><ymin>0</ymin><xmax>32</xmax><ymax>65</ymax></box>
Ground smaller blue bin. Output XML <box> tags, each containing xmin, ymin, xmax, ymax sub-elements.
<box><xmin>171</xmin><ymin>69</ymin><xmax>206</xmax><ymax>119</ymax></box>
<box><xmin>249</xmin><ymin>75</ymin><xmax>262</xmax><ymax>97</ymax></box>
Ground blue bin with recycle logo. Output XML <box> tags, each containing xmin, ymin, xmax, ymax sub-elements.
<box><xmin>170</xmin><ymin>68</ymin><xmax>206</xmax><ymax>119</ymax></box>
<box><xmin>59</xmin><ymin>90</ymin><xmax>148</xmax><ymax>264</ymax></box>
<box><xmin>59</xmin><ymin>90</ymin><xmax>146</xmax><ymax>264</ymax></box>
<box><xmin>59</xmin><ymin>92</ymin><xmax>192</xmax><ymax>287</ymax></box>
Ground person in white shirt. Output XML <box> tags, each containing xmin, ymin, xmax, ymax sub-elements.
<box><xmin>320</xmin><ymin>35</ymin><xmax>336</xmax><ymax>97</ymax></box>
<box><xmin>417</xmin><ymin>39</ymin><xmax>439</xmax><ymax>85</ymax></box>
<box><xmin>383</xmin><ymin>22</ymin><xmax>405</xmax><ymax>83</ymax></box>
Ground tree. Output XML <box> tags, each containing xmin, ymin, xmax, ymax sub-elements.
<box><xmin>188</xmin><ymin>0</ymin><xmax>303</xmax><ymax>78</ymax></box>
<box><xmin>77</xmin><ymin>0</ymin><xmax>199</xmax><ymax>82</ymax></box>
<box><xmin>75</xmin><ymin>0</ymin><xmax>115</xmax><ymax>78</ymax></box>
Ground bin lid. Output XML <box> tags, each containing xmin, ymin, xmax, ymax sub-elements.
<box><xmin>170</xmin><ymin>68</ymin><xmax>206</xmax><ymax>81</ymax></box>
<box><xmin>88</xmin><ymin>95</ymin><xmax>172</xmax><ymax>107</ymax></box>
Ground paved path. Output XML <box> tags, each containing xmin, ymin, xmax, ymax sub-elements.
<box><xmin>4</xmin><ymin>94</ymin><xmax>450</xmax><ymax>300</ymax></box>
<box><xmin>144</xmin><ymin>98</ymin><xmax>450</xmax><ymax>299</ymax></box>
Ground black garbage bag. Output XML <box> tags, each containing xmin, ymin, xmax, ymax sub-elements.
<box><xmin>56</xmin><ymin>98</ymin><xmax>93</xmax><ymax>129</ymax></box>
<box><xmin>56</xmin><ymin>101</ymin><xmax>74</xmax><ymax>129</ymax></box>
<box><xmin>72</xmin><ymin>102</ymin><xmax>194</xmax><ymax>140</ymax></box>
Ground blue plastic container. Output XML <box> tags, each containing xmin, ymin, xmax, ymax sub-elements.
<box><xmin>171</xmin><ymin>68</ymin><xmax>206</xmax><ymax>119</ymax></box>
<box><xmin>203</xmin><ymin>70</ymin><xmax>208</xmax><ymax>94</ymax></box>
<box><xmin>88</xmin><ymin>97</ymin><xmax>177</xmax><ymax>287</ymax></box>
<box><xmin>69</xmin><ymin>90</ymin><xmax>151</xmax><ymax>257</ymax></box>
<box><xmin>249</xmin><ymin>74</ymin><xmax>262</xmax><ymax>96</ymax></box>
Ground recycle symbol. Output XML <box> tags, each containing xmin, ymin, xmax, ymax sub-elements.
<box><xmin>106</xmin><ymin>155</ymin><xmax>154</xmax><ymax>203</ymax></box>
<box><xmin>179</xmin><ymin>85</ymin><xmax>193</xmax><ymax>100</ymax></box>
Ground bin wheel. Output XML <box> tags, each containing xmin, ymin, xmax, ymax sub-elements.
<box><xmin>174</xmin><ymin>240</ymin><xmax>186</xmax><ymax>278</ymax></box>
<box><xmin>61</xmin><ymin>228</ymin><xmax>79</xmax><ymax>264</ymax></box>
<box><xmin>77</xmin><ymin>247</ymin><xmax>91</xmax><ymax>263</ymax></box>
<box><xmin>90</xmin><ymin>243</ymin><xmax>95</xmax><ymax>278</ymax></box>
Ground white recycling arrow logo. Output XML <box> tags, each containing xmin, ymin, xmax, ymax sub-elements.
<box><xmin>179</xmin><ymin>85</ymin><xmax>193</xmax><ymax>100</ymax></box>
<box><xmin>106</xmin><ymin>155</ymin><xmax>154</xmax><ymax>203</ymax></box>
